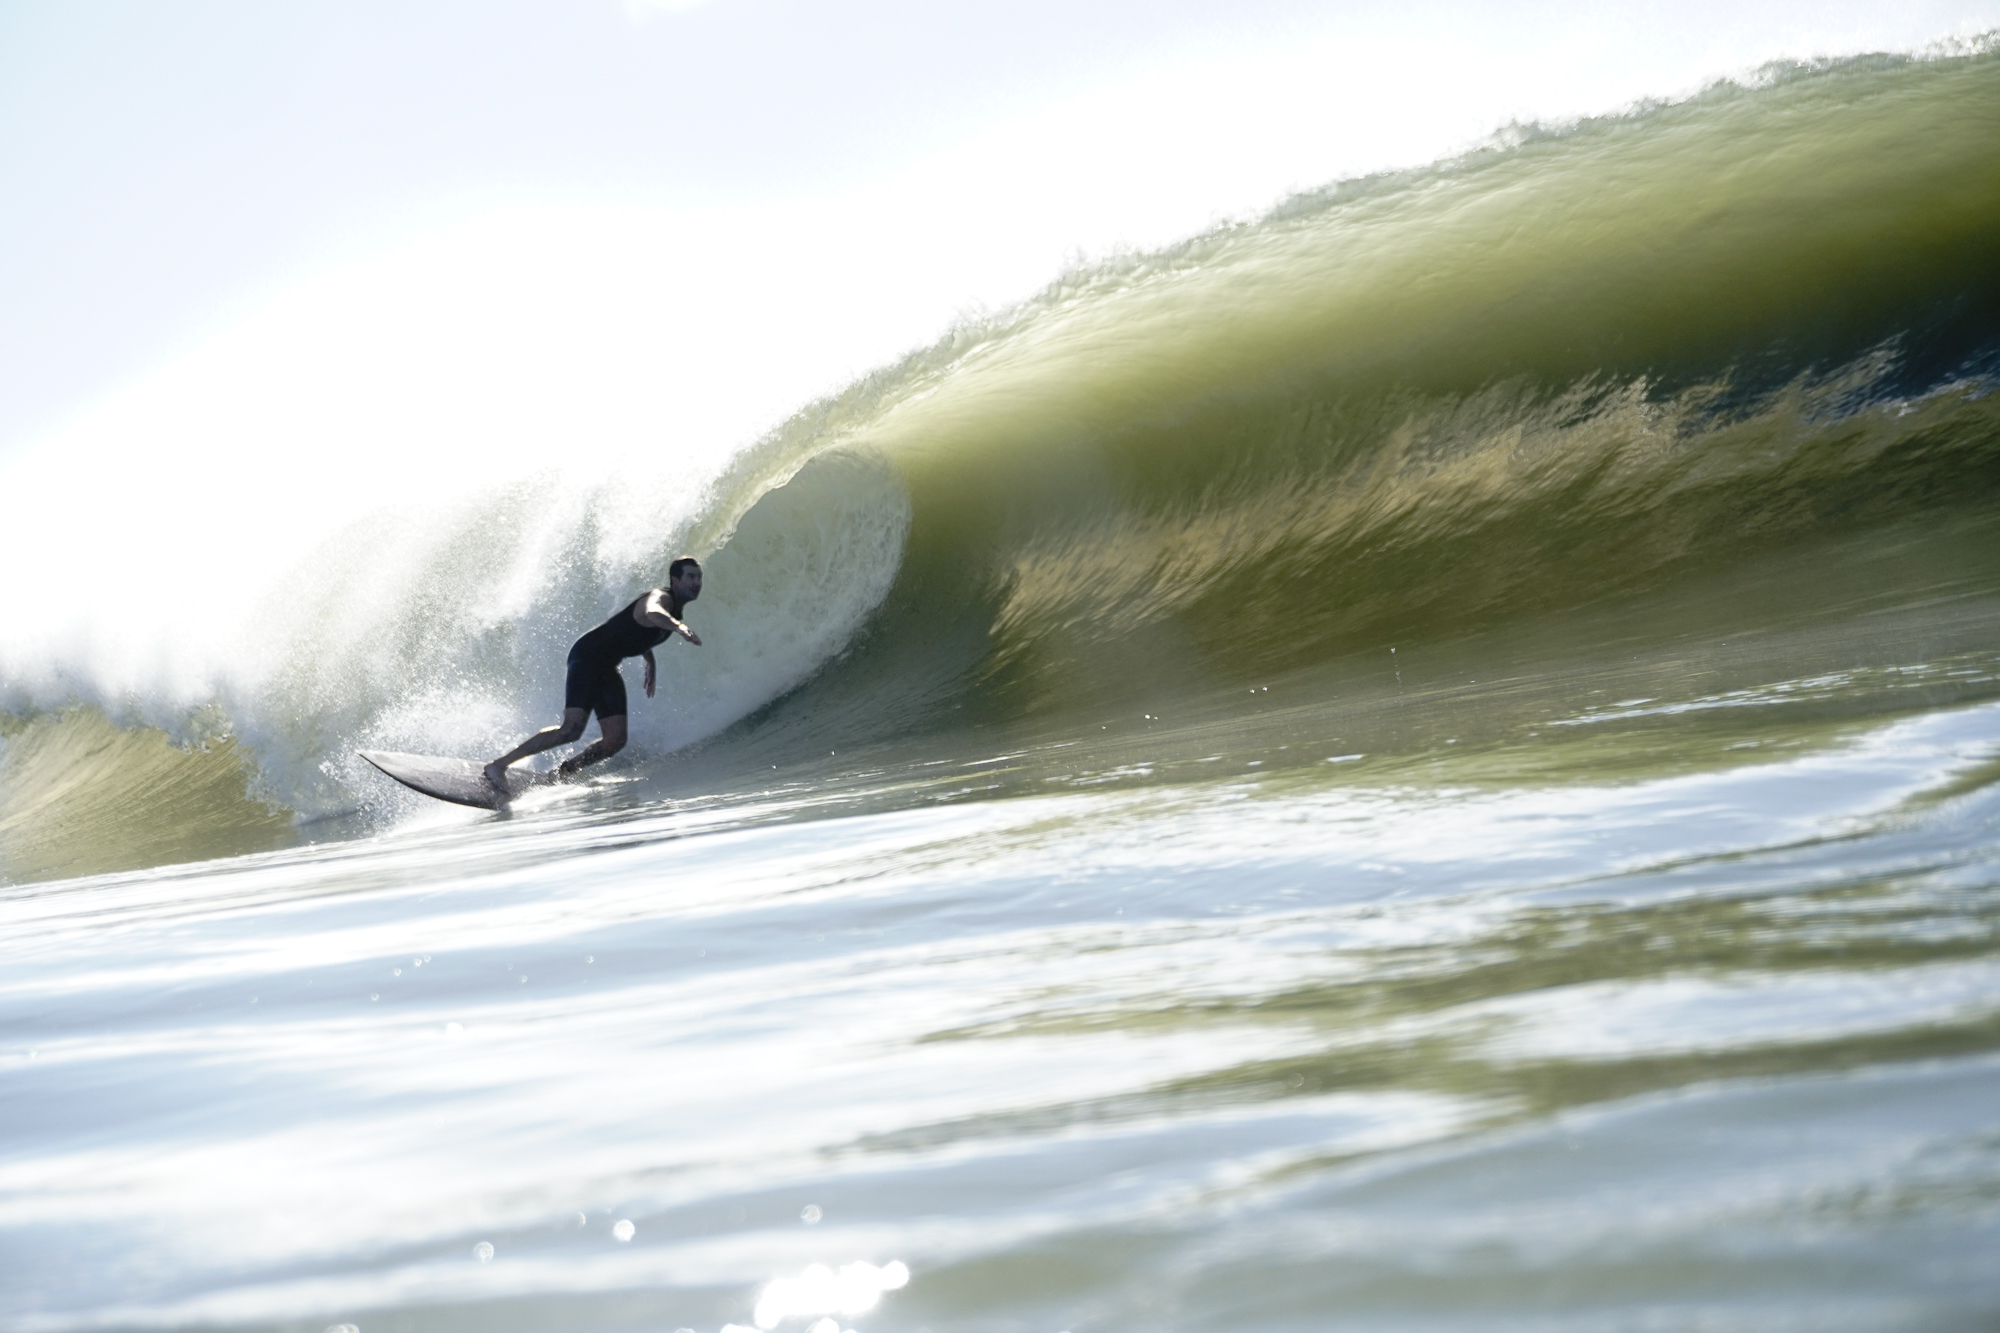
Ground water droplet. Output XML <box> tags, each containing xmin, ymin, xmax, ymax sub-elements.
<box><xmin>585</xmin><ymin>955</ymin><xmax>594</xmax><ymax>964</ymax></box>
<box><xmin>369</xmin><ymin>993</ymin><xmax>380</xmax><ymax>1001</ymax></box>
<box><xmin>393</xmin><ymin>968</ymin><xmax>402</xmax><ymax>976</ymax></box>
<box><xmin>324</xmin><ymin>1324</ymin><xmax>360</xmax><ymax>1333</ymax></box>
<box><xmin>445</xmin><ymin>1022</ymin><xmax>463</xmax><ymax>1036</ymax></box>
<box><xmin>612</xmin><ymin>1218</ymin><xmax>635</xmax><ymax>1242</ymax></box>
<box><xmin>575</xmin><ymin>1212</ymin><xmax>587</xmax><ymax>1227</ymax></box>
<box><xmin>800</xmin><ymin>1204</ymin><xmax>822</xmax><ymax>1224</ymax></box>
<box><xmin>473</xmin><ymin>1241</ymin><xmax>494</xmax><ymax>1262</ymax></box>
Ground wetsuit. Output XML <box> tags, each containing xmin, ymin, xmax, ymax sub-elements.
<box><xmin>563</xmin><ymin>591</ymin><xmax>685</xmax><ymax>720</ymax></box>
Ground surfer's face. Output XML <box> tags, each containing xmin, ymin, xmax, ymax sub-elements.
<box><xmin>672</xmin><ymin>565</ymin><xmax>703</xmax><ymax>602</ymax></box>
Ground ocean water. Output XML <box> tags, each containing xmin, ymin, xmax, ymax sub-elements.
<box><xmin>5</xmin><ymin>46</ymin><xmax>2000</xmax><ymax>1332</ymax></box>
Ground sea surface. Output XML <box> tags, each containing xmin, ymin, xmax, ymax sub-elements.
<box><xmin>5</xmin><ymin>46</ymin><xmax>2000</xmax><ymax>1332</ymax></box>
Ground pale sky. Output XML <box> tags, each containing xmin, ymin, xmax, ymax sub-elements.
<box><xmin>2</xmin><ymin>0</ymin><xmax>1995</xmax><ymax>461</ymax></box>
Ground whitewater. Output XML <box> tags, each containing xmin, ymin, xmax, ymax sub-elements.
<box><xmin>5</xmin><ymin>43</ymin><xmax>2000</xmax><ymax>1332</ymax></box>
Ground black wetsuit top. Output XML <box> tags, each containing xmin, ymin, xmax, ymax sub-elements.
<box><xmin>563</xmin><ymin>591</ymin><xmax>685</xmax><ymax>719</ymax></box>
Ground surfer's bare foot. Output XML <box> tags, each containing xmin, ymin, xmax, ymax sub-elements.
<box><xmin>483</xmin><ymin>760</ymin><xmax>510</xmax><ymax>793</ymax></box>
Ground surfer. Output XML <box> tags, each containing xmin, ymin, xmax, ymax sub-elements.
<box><xmin>483</xmin><ymin>558</ymin><xmax>704</xmax><ymax>793</ymax></box>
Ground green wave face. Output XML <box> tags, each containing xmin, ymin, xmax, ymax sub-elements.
<box><xmin>0</xmin><ymin>709</ymin><xmax>295</xmax><ymax>883</ymax></box>
<box><xmin>771</xmin><ymin>47</ymin><xmax>2000</xmax><ymax>726</ymax></box>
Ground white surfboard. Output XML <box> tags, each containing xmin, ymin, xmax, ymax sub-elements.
<box><xmin>358</xmin><ymin>750</ymin><xmax>557</xmax><ymax>810</ymax></box>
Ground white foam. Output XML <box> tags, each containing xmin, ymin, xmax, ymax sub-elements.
<box><xmin>0</xmin><ymin>375</ymin><xmax>907</xmax><ymax>818</ymax></box>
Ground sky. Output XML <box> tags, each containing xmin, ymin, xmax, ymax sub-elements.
<box><xmin>2</xmin><ymin>0</ymin><xmax>1997</xmax><ymax>470</ymax></box>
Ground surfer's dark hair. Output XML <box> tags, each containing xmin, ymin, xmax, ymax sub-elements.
<box><xmin>669</xmin><ymin>556</ymin><xmax>700</xmax><ymax>580</ymax></box>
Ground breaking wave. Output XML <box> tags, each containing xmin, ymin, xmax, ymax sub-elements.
<box><xmin>4</xmin><ymin>45</ymin><xmax>1998</xmax><ymax>880</ymax></box>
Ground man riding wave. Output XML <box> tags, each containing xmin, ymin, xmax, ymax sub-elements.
<box><xmin>484</xmin><ymin>557</ymin><xmax>703</xmax><ymax>793</ymax></box>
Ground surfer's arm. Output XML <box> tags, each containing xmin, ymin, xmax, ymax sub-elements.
<box><xmin>642</xmin><ymin>649</ymin><xmax>657</xmax><ymax>698</ymax></box>
<box><xmin>637</xmin><ymin>589</ymin><xmax>702</xmax><ymax>646</ymax></box>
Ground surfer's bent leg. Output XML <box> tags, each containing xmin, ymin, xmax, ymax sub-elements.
<box><xmin>485</xmin><ymin>708</ymin><xmax>588</xmax><ymax>789</ymax></box>
<box><xmin>558</xmin><ymin>667</ymin><xmax>628</xmax><ymax>777</ymax></box>
<box><xmin>559</xmin><ymin>713</ymin><xmax>627</xmax><ymax>777</ymax></box>
<box><xmin>485</xmin><ymin>645</ymin><xmax>609</xmax><ymax>787</ymax></box>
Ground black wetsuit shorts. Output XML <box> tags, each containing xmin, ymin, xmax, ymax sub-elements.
<box><xmin>563</xmin><ymin>641</ymin><xmax>629</xmax><ymax>720</ymax></box>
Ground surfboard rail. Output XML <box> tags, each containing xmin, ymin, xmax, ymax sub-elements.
<box><xmin>358</xmin><ymin>750</ymin><xmax>556</xmax><ymax>809</ymax></box>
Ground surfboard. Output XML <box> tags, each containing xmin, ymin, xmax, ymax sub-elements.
<box><xmin>358</xmin><ymin>750</ymin><xmax>557</xmax><ymax>810</ymax></box>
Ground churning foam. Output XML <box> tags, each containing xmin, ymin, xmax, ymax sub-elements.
<box><xmin>0</xmin><ymin>361</ymin><xmax>909</xmax><ymax>824</ymax></box>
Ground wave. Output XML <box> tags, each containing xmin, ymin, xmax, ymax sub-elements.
<box><xmin>4</xmin><ymin>44</ymin><xmax>1999</xmax><ymax>880</ymax></box>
